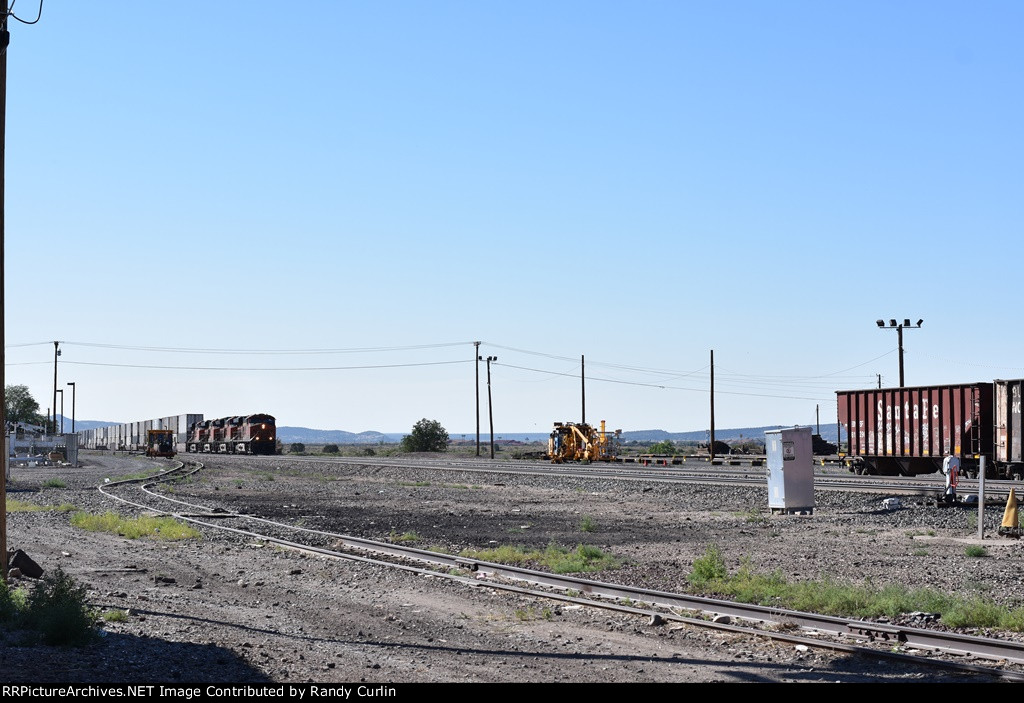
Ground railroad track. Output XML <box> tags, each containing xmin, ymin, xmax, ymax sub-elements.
<box><xmin>191</xmin><ymin>451</ymin><xmax>1024</xmax><ymax>501</ymax></box>
<box><xmin>97</xmin><ymin>460</ymin><xmax>1024</xmax><ymax>681</ymax></box>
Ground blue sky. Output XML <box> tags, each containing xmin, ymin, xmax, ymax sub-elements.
<box><xmin>4</xmin><ymin>1</ymin><xmax>1023</xmax><ymax>435</ymax></box>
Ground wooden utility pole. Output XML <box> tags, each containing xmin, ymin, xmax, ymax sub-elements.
<box><xmin>485</xmin><ymin>356</ymin><xmax>496</xmax><ymax>459</ymax></box>
<box><xmin>709</xmin><ymin>349</ymin><xmax>715</xmax><ymax>460</ymax></box>
<box><xmin>474</xmin><ymin>342</ymin><xmax>480</xmax><ymax>456</ymax></box>
<box><xmin>52</xmin><ymin>341</ymin><xmax>58</xmax><ymax>434</ymax></box>
<box><xmin>0</xmin><ymin>0</ymin><xmax>7</xmax><ymax>583</ymax></box>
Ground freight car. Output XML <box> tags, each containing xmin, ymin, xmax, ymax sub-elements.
<box><xmin>78</xmin><ymin>412</ymin><xmax>276</xmax><ymax>455</ymax></box>
<box><xmin>837</xmin><ymin>379</ymin><xmax>1024</xmax><ymax>480</ymax></box>
<box><xmin>78</xmin><ymin>414</ymin><xmax>203</xmax><ymax>453</ymax></box>
<box><xmin>185</xmin><ymin>413</ymin><xmax>276</xmax><ymax>455</ymax></box>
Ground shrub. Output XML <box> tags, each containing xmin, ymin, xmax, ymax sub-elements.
<box><xmin>289</xmin><ymin>443</ymin><xmax>306</xmax><ymax>454</ymax></box>
<box><xmin>26</xmin><ymin>568</ymin><xmax>97</xmax><ymax>646</ymax></box>
<box><xmin>322</xmin><ymin>444</ymin><xmax>339</xmax><ymax>454</ymax></box>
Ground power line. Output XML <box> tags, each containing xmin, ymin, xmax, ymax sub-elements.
<box><xmin>496</xmin><ymin>362</ymin><xmax>831</xmax><ymax>402</ymax></box>
<box><xmin>60</xmin><ymin>340</ymin><xmax>473</xmax><ymax>355</ymax></box>
<box><xmin>60</xmin><ymin>359</ymin><xmax>472</xmax><ymax>372</ymax></box>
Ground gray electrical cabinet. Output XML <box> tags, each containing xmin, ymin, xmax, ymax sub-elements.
<box><xmin>765</xmin><ymin>427</ymin><xmax>814</xmax><ymax>514</ymax></box>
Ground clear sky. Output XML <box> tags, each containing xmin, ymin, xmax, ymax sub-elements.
<box><xmin>4</xmin><ymin>1</ymin><xmax>1023</xmax><ymax>436</ymax></box>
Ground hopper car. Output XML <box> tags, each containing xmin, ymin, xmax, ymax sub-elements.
<box><xmin>837</xmin><ymin>379</ymin><xmax>1024</xmax><ymax>479</ymax></box>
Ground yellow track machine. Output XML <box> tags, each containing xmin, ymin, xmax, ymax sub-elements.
<box><xmin>548</xmin><ymin>421</ymin><xmax>621</xmax><ymax>463</ymax></box>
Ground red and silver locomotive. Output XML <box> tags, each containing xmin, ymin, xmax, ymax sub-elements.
<box><xmin>186</xmin><ymin>414</ymin><xmax>277</xmax><ymax>455</ymax></box>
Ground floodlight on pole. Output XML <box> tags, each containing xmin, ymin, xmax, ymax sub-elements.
<box><xmin>876</xmin><ymin>318</ymin><xmax>923</xmax><ymax>387</ymax></box>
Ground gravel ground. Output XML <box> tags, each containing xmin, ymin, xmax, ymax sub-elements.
<box><xmin>3</xmin><ymin>451</ymin><xmax>1022</xmax><ymax>684</ymax></box>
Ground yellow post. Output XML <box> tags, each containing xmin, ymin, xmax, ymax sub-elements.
<box><xmin>1000</xmin><ymin>488</ymin><xmax>1019</xmax><ymax>536</ymax></box>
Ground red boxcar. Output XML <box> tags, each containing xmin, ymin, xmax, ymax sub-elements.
<box><xmin>836</xmin><ymin>383</ymin><xmax>993</xmax><ymax>477</ymax></box>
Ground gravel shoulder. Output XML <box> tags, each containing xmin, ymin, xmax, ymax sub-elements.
<box><xmin>3</xmin><ymin>452</ymin><xmax>1019</xmax><ymax>683</ymax></box>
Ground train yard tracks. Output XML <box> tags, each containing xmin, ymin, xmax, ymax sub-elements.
<box><xmin>94</xmin><ymin>459</ymin><xmax>1024</xmax><ymax>682</ymax></box>
<box><xmin>204</xmin><ymin>452</ymin><xmax>1024</xmax><ymax>503</ymax></box>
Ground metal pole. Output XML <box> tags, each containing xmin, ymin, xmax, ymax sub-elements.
<box><xmin>67</xmin><ymin>382</ymin><xmax>75</xmax><ymax>433</ymax></box>
<box><xmin>57</xmin><ymin>389</ymin><xmax>63</xmax><ymax>434</ymax></box>
<box><xmin>581</xmin><ymin>354</ymin><xmax>585</xmax><ymax>426</ymax></box>
<box><xmin>709</xmin><ymin>349</ymin><xmax>715</xmax><ymax>460</ymax></box>
<box><xmin>474</xmin><ymin>342</ymin><xmax>480</xmax><ymax>457</ymax></box>
<box><xmin>978</xmin><ymin>456</ymin><xmax>986</xmax><ymax>540</ymax></box>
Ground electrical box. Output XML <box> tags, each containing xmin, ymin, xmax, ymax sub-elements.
<box><xmin>765</xmin><ymin>427</ymin><xmax>814</xmax><ymax>514</ymax></box>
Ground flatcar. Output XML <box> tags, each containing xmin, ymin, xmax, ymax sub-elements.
<box><xmin>837</xmin><ymin>379</ymin><xmax>1024</xmax><ymax>479</ymax></box>
<box><xmin>186</xmin><ymin>413</ymin><xmax>276</xmax><ymax>455</ymax></box>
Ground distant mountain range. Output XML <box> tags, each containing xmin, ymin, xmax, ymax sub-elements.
<box><xmin>64</xmin><ymin>417</ymin><xmax>839</xmax><ymax>444</ymax></box>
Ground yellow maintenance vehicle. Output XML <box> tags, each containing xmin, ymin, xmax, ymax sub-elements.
<box><xmin>548</xmin><ymin>420</ymin><xmax>621</xmax><ymax>463</ymax></box>
<box><xmin>145</xmin><ymin>429</ymin><xmax>176</xmax><ymax>458</ymax></box>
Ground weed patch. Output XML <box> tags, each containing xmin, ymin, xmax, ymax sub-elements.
<box><xmin>460</xmin><ymin>543</ymin><xmax>619</xmax><ymax>574</ymax></box>
<box><xmin>41</xmin><ymin>479</ymin><xmax>67</xmax><ymax>489</ymax></box>
<box><xmin>102</xmin><ymin>610</ymin><xmax>129</xmax><ymax>623</ymax></box>
<box><xmin>389</xmin><ymin>530</ymin><xmax>420</xmax><ymax>544</ymax></box>
<box><xmin>9</xmin><ymin>500</ymin><xmax>77</xmax><ymax>513</ymax></box>
<box><xmin>70</xmin><ymin>511</ymin><xmax>201</xmax><ymax>540</ymax></box>
<box><xmin>686</xmin><ymin>545</ymin><xmax>1024</xmax><ymax>631</ymax></box>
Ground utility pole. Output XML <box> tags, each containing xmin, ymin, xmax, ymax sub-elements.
<box><xmin>581</xmin><ymin>354</ymin><xmax>585</xmax><ymax>425</ymax></box>
<box><xmin>3</xmin><ymin>5</ymin><xmax>44</xmax><ymax>581</ymax></box>
<box><xmin>1</xmin><ymin>0</ymin><xmax>10</xmax><ymax>582</ymax></box>
<box><xmin>709</xmin><ymin>349</ymin><xmax>715</xmax><ymax>460</ymax></box>
<box><xmin>483</xmin><ymin>355</ymin><xmax>497</xmax><ymax>459</ymax></box>
<box><xmin>474</xmin><ymin>342</ymin><xmax>480</xmax><ymax>457</ymax></box>
<box><xmin>52</xmin><ymin>340</ymin><xmax>59</xmax><ymax>434</ymax></box>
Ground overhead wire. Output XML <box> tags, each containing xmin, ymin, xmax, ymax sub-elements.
<box><xmin>5</xmin><ymin>338</ymin><xmax>884</xmax><ymax>403</ymax></box>
<box><xmin>496</xmin><ymin>362</ymin><xmax>832</xmax><ymax>402</ymax></box>
<box><xmin>9</xmin><ymin>0</ymin><xmax>43</xmax><ymax>25</ymax></box>
<box><xmin>60</xmin><ymin>340</ymin><xmax>474</xmax><ymax>355</ymax></box>
<box><xmin>61</xmin><ymin>359</ymin><xmax>472</xmax><ymax>372</ymax></box>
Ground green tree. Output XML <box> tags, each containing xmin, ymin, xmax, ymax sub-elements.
<box><xmin>5</xmin><ymin>384</ymin><xmax>45</xmax><ymax>426</ymax></box>
<box><xmin>322</xmin><ymin>444</ymin><xmax>339</xmax><ymax>454</ymax></box>
<box><xmin>400</xmin><ymin>418</ymin><xmax>449</xmax><ymax>452</ymax></box>
<box><xmin>648</xmin><ymin>439</ymin><xmax>676</xmax><ymax>454</ymax></box>
<box><xmin>289</xmin><ymin>442</ymin><xmax>306</xmax><ymax>454</ymax></box>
